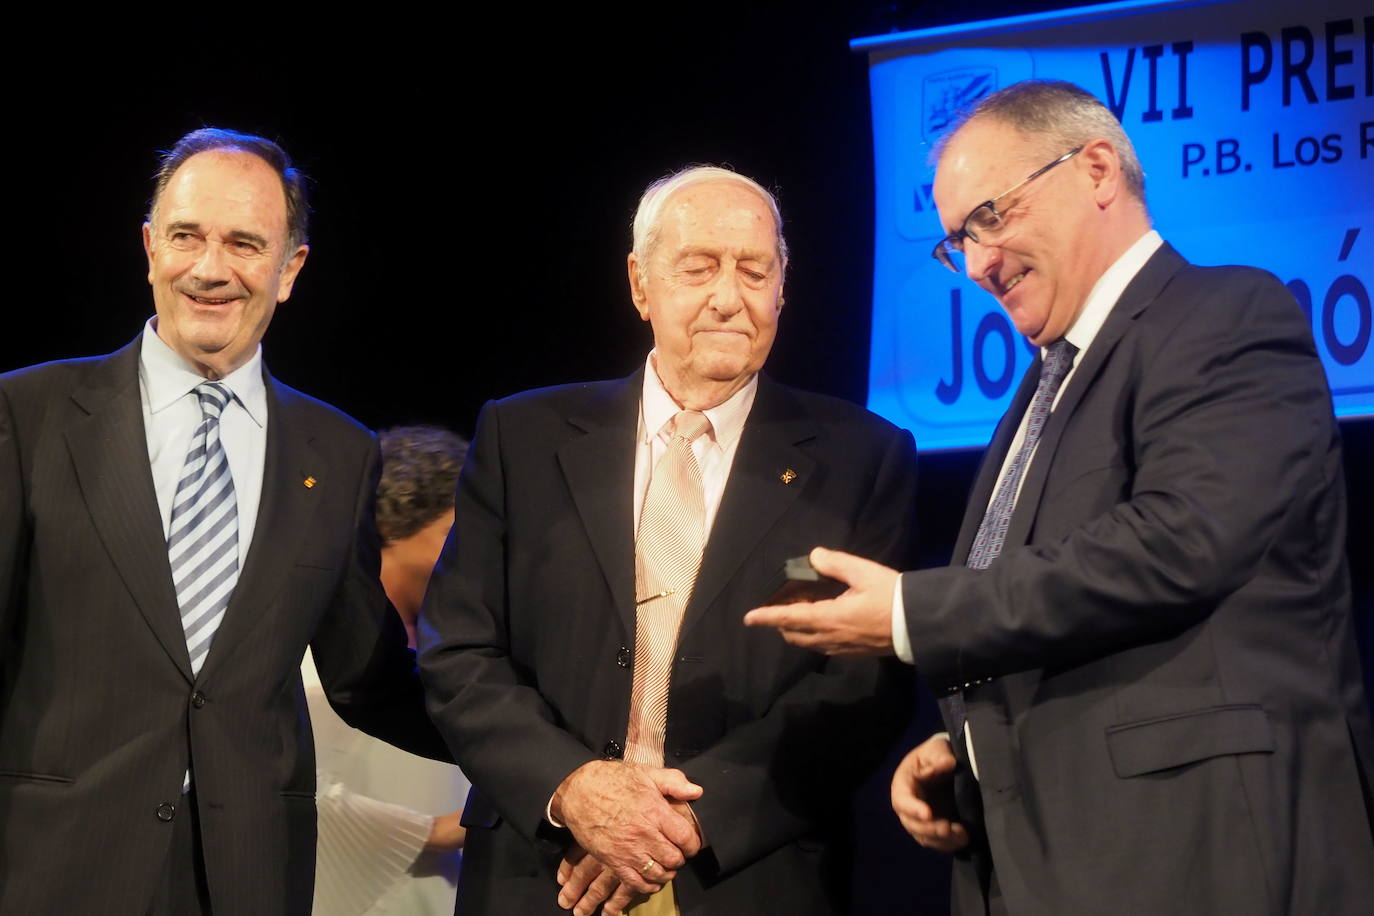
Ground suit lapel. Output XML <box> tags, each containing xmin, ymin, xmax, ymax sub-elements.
<box><xmin>557</xmin><ymin>374</ymin><xmax>640</xmax><ymax>637</ymax></box>
<box><xmin>66</xmin><ymin>339</ymin><xmax>193</xmax><ymax>682</ymax></box>
<box><xmin>1005</xmin><ymin>244</ymin><xmax>1187</xmax><ymax>548</ymax></box>
<box><xmin>681</xmin><ymin>376</ymin><xmax>815</xmax><ymax>639</ymax></box>
<box><xmin>198</xmin><ymin>373</ymin><xmax>325</xmax><ymax>683</ymax></box>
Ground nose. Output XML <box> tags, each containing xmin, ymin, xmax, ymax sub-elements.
<box><xmin>709</xmin><ymin>265</ymin><xmax>745</xmax><ymax>316</ymax></box>
<box><xmin>190</xmin><ymin>239</ymin><xmax>232</xmax><ymax>285</ymax></box>
<box><xmin>963</xmin><ymin>237</ymin><xmax>1002</xmax><ymax>284</ymax></box>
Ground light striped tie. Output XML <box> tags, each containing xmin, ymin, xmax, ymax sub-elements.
<box><xmin>625</xmin><ymin>410</ymin><xmax>712</xmax><ymax>767</ymax></box>
<box><xmin>169</xmin><ymin>382</ymin><xmax>240</xmax><ymax>676</ymax></box>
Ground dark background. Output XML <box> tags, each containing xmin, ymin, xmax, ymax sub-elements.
<box><xmin>5</xmin><ymin>3</ymin><xmax>1368</xmax><ymax>912</ymax></box>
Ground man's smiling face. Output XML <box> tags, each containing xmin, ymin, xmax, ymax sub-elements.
<box><xmin>934</xmin><ymin>118</ymin><xmax>1101</xmax><ymax>346</ymax></box>
<box><xmin>143</xmin><ymin>149</ymin><xmax>307</xmax><ymax>379</ymax></box>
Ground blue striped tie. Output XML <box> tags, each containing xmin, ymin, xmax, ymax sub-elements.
<box><xmin>169</xmin><ymin>382</ymin><xmax>239</xmax><ymax>676</ymax></box>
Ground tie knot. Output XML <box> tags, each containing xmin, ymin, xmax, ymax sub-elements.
<box><xmin>1041</xmin><ymin>339</ymin><xmax>1078</xmax><ymax>384</ymax></box>
<box><xmin>670</xmin><ymin>410</ymin><xmax>711</xmax><ymax>444</ymax></box>
<box><xmin>194</xmin><ymin>382</ymin><xmax>233</xmax><ymax>420</ymax></box>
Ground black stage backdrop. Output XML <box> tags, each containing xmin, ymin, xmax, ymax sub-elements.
<box><xmin>4</xmin><ymin>4</ymin><xmax>1369</xmax><ymax>913</ymax></box>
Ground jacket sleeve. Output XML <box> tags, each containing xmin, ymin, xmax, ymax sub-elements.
<box><xmin>905</xmin><ymin>268</ymin><xmax>1340</xmax><ymax>689</ymax></box>
<box><xmin>0</xmin><ymin>384</ymin><xmax>27</xmax><ymax>673</ymax></box>
<box><xmin>418</xmin><ymin>401</ymin><xmax>600</xmax><ymax>843</ymax></box>
<box><xmin>310</xmin><ymin>436</ymin><xmax>453</xmax><ymax>762</ymax></box>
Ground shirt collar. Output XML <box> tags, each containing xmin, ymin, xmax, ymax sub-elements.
<box><xmin>639</xmin><ymin>350</ymin><xmax>757</xmax><ymax>449</ymax></box>
<box><xmin>1061</xmin><ymin>229</ymin><xmax>1163</xmax><ymax>357</ymax></box>
<box><xmin>139</xmin><ymin>317</ymin><xmax>268</xmax><ymax>427</ymax></box>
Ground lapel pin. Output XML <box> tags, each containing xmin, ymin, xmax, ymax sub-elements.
<box><xmin>303</xmin><ymin>476</ymin><xmax>317</xmax><ymax>489</ymax></box>
<box><xmin>780</xmin><ymin>469</ymin><xmax>797</xmax><ymax>484</ymax></box>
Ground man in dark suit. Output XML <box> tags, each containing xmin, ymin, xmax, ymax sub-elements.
<box><xmin>0</xmin><ymin>129</ymin><xmax>446</xmax><ymax>915</ymax></box>
<box><xmin>419</xmin><ymin>165</ymin><xmax>917</xmax><ymax>915</ymax></box>
<box><xmin>747</xmin><ymin>80</ymin><xmax>1374</xmax><ymax>914</ymax></box>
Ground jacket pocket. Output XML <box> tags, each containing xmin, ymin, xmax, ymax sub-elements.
<box><xmin>1106</xmin><ymin>703</ymin><xmax>1274</xmax><ymax>778</ymax></box>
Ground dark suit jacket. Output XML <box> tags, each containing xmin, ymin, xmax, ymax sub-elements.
<box><xmin>420</xmin><ymin>369</ymin><xmax>918</xmax><ymax>915</ymax></box>
<box><xmin>0</xmin><ymin>338</ymin><xmax>448</xmax><ymax>915</ymax></box>
<box><xmin>905</xmin><ymin>245</ymin><xmax>1374</xmax><ymax>915</ymax></box>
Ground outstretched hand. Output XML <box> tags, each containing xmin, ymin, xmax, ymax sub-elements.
<box><xmin>744</xmin><ymin>547</ymin><xmax>899</xmax><ymax>655</ymax></box>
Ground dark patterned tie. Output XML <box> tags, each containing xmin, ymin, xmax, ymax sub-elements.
<box><xmin>169</xmin><ymin>382</ymin><xmax>240</xmax><ymax>677</ymax></box>
<box><xmin>950</xmin><ymin>339</ymin><xmax>1078</xmax><ymax>736</ymax></box>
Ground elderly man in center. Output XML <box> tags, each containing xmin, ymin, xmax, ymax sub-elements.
<box><xmin>419</xmin><ymin>165</ymin><xmax>919</xmax><ymax>915</ymax></box>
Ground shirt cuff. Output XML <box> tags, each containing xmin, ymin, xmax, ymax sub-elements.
<box><xmin>892</xmin><ymin>573</ymin><xmax>914</xmax><ymax>664</ymax></box>
<box><xmin>546</xmin><ymin>792</ymin><xmax>565</xmax><ymax>829</ymax></box>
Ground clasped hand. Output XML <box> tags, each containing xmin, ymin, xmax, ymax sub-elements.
<box><xmin>551</xmin><ymin>760</ymin><xmax>703</xmax><ymax>915</ymax></box>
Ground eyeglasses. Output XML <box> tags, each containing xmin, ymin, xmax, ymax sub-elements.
<box><xmin>931</xmin><ymin>147</ymin><xmax>1082</xmax><ymax>274</ymax></box>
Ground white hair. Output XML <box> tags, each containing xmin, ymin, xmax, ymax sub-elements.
<box><xmin>631</xmin><ymin>165</ymin><xmax>788</xmax><ymax>279</ymax></box>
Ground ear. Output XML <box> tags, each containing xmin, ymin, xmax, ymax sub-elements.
<box><xmin>1080</xmin><ymin>139</ymin><xmax>1123</xmax><ymax>208</ymax></box>
<box><xmin>275</xmin><ymin>245</ymin><xmax>310</xmax><ymax>303</ymax></box>
<box><xmin>776</xmin><ymin>258</ymin><xmax>787</xmax><ymax>313</ymax></box>
<box><xmin>627</xmin><ymin>252</ymin><xmax>650</xmax><ymax>321</ymax></box>
<box><xmin>142</xmin><ymin>222</ymin><xmax>155</xmax><ymax>284</ymax></box>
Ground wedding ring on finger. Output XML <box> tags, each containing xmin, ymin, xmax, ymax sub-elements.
<box><xmin>640</xmin><ymin>859</ymin><xmax>658</xmax><ymax>874</ymax></box>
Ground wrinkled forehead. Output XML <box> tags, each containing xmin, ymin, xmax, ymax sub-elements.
<box><xmin>155</xmin><ymin>150</ymin><xmax>290</xmax><ymax>231</ymax></box>
<box><xmin>657</xmin><ymin>180</ymin><xmax>780</xmax><ymax>255</ymax></box>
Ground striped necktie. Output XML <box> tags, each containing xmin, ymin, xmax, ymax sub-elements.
<box><xmin>169</xmin><ymin>382</ymin><xmax>240</xmax><ymax>676</ymax></box>
<box><xmin>951</xmin><ymin>339</ymin><xmax>1077</xmax><ymax>737</ymax></box>
<box><xmin>625</xmin><ymin>409</ymin><xmax>712</xmax><ymax>766</ymax></box>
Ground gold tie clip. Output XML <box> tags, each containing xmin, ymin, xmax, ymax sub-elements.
<box><xmin>636</xmin><ymin>589</ymin><xmax>676</xmax><ymax>606</ymax></box>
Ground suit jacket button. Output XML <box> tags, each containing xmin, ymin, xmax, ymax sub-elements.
<box><xmin>603</xmin><ymin>739</ymin><xmax>623</xmax><ymax>759</ymax></box>
<box><xmin>191</xmin><ymin>691</ymin><xmax>207</xmax><ymax>709</ymax></box>
<box><xmin>616</xmin><ymin>647</ymin><xmax>631</xmax><ymax>668</ymax></box>
<box><xmin>156</xmin><ymin>802</ymin><xmax>176</xmax><ymax>822</ymax></box>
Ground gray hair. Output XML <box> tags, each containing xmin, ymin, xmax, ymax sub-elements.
<box><xmin>148</xmin><ymin>127</ymin><xmax>310</xmax><ymax>252</ymax></box>
<box><xmin>938</xmin><ymin>80</ymin><xmax>1146</xmax><ymax>201</ymax></box>
<box><xmin>631</xmin><ymin>165</ymin><xmax>789</xmax><ymax>279</ymax></box>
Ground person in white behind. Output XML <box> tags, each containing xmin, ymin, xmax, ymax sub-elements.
<box><xmin>305</xmin><ymin>426</ymin><xmax>471</xmax><ymax>915</ymax></box>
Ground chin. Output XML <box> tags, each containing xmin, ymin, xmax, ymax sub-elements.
<box><xmin>696</xmin><ymin>356</ymin><xmax>751</xmax><ymax>382</ymax></box>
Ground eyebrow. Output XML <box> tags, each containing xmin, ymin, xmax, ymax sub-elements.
<box><xmin>676</xmin><ymin>245</ymin><xmax>776</xmax><ymax>265</ymax></box>
<box><xmin>164</xmin><ymin>220</ymin><xmax>270</xmax><ymax>249</ymax></box>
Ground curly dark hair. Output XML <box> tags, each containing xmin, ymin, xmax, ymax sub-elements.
<box><xmin>376</xmin><ymin>425</ymin><xmax>469</xmax><ymax>542</ymax></box>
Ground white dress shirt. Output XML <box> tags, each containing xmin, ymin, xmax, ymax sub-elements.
<box><xmin>892</xmin><ymin>231</ymin><xmax>1164</xmax><ymax>776</ymax></box>
<box><xmin>634</xmin><ymin>350</ymin><xmax>758</xmax><ymax>536</ymax></box>
<box><xmin>139</xmin><ymin>317</ymin><xmax>268</xmax><ymax>564</ymax></box>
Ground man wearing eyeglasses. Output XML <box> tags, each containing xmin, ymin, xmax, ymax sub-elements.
<box><xmin>747</xmin><ymin>79</ymin><xmax>1374</xmax><ymax>914</ymax></box>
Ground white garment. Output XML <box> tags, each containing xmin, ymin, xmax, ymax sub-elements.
<box><xmin>303</xmin><ymin>650</ymin><xmax>470</xmax><ymax>916</ymax></box>
<box><xmin>634</xmin><ymin>350</ymin><xmax>757</xmax><ymax>535</ymax></box>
